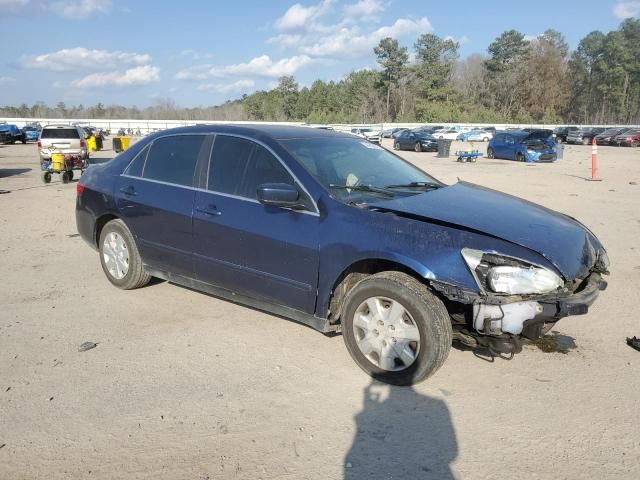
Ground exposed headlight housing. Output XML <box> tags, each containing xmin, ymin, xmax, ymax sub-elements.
<box><xmin>461</xmin><ymin>248</ymin><xmax>563</xmax><ymax>295</ymax></box>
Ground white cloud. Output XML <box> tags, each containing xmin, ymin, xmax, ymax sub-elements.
<box><xmin>179</xmin><ymin>49</ymin><xmax>215</xmax><ymax>61</ymax></box>
<box><xmin>444</xmin><ymin>35</ymin><xmax>469</xmax><ymax>45</ymax></box>
<box><xmin>21</xmin><ymin>47</ymin><xmax>152</xmax><ymax>72</ymax></box>
<box><xmin>197</xmin><ymin>79</ymin><xmax>256</xmax><ymax>93</ymax></box>
<box><xmin>69</xmin><ymin>65</ymin><xmax>160</xmax><ymax>88</ymax></box>
<box><xmin>50</xmin><ymin>0</ymin><xmax>112</xmax><ymax>19</ymax></box>
<box><xmin>0</xmin><ymin>76</ymin><xmax>17</xmax><ymax>84</ymax></box>
<box><xmin>302</xmin><ymin>17</ymin><xmax>431</xmax><ymax>58</ymax></box>
<box><xmin>613</xmin><ymin>1</ymin><xmax>640</xmax><ymax>18</ymax></box>
<box><xmin>275</xmin><ymin>0</ymin><xmax>334</xmax><ymax>31</ymax></box>
<box><xmin>176</xmin><ymin>54</ymin><xmax>316</xmax><ymax>80</ymax></box>
<box><xmin>343</xmin><ymin>0</ymin><xmax>384</xmax><ymax>21</ymax></box>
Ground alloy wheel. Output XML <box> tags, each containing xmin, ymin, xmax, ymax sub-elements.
<box><xmin>102</xmin><ymin>231</ymin><xmax>130</xmax><ymax>280</ymax></box>
<box><xmin>352</xmin><ymin>296</ymin><xmax>421</xmax><ymax>372</ymax></box>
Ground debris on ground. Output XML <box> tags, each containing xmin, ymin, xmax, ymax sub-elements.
<box><xmin>626</xmin><ymin>336</ymin><xmax>640</xmax><ymax>352</ymax></box>
<box><xmin>533</xmin><ymin>333</ymin><xmax>577</xmax><ymax>354</ymax></box>
<box><xmin>78</xmin><ymin>341</ymin><xmax>98</xmax><ymax>352</ymax></box>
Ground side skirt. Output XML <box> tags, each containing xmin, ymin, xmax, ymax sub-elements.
<box><xmin>144</xmin><ymin>266</ymin><xmax>338</xmax><ymax>334</ymax></box>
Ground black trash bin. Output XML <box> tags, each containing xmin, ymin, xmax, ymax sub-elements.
<box><xmin>437</xmin><ymin>139</ymin><xmax>453</xmax><ymax>157</ymax></box>
<box><xmin>95</xmin><ymin>135</ymin><xmax>103</xmax><ymax>151</ymax></box>
<box><xmin>112</xmin><ymin>137</ymin><xmax>122</xmax><ymax>153</ymax></box>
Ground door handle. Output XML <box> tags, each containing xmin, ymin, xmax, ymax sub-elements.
<box><xmin>196</xmin><ymin>205</ymin><xmax>222</xmax><ymax>216</ymax></box>
<box><xmin>119</xmin><ymin>186</ymin><xmax>136</xmax><ymax>196</ymax></box>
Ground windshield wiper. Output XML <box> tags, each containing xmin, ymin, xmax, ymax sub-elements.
<box><xmin>328</xmin><ymin>184</ymin><xmax>395</xmax><ymax>197</ymax></box>
<box><xmin>384</xmin><ymin>181</ymin><xmax>442</xmax><ymax>190</ymax></box>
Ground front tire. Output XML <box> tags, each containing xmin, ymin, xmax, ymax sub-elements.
<box><xmin>516</xmin><ymin>152</ymin><xmax>525</xmax><ymax>162</ymax></box>
<box><xmin>393</xmin><ymin>141</ymin><xmax>400</xmax><ymax>150</ymax></box>
<box><xmin>99</xmin><ymin>219</ymin><xmax>151</xmax><ymax>290</ymax></box>
<box><xmin>341</xmin><ymin>271</ymin><xmax>452</xmax><ymax>386</ymax></box>
<box><xmin>415</xmin><ymin>142</ymin><xmax>421</xmax><ymax>152</ymax></box>
<box><xmin>487</xmin><ymin>147</ymin><xmax>495</xmax><ymax>159</ymax></box>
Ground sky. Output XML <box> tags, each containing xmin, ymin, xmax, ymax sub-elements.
<box><xmin>0</xmin><ymin>0</ymin><xmax>638</xmax><ymax>108</ymax></box>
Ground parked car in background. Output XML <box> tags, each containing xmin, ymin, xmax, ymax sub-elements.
<box><xmin>22</xmin><ymin>126</ymin><xmax>41</xmax><ymax>142</ymax></box>
<box><xmin>432</xmin><ymin>129</ymin><xmax>461</xmax><ymax>140</ymax></box>
<box><xmin>487</xmin><ymin>130</ymin><xmax>557</xmax><ymax>162</ymax></box>
<box><xmin>553</xmin><ymin>126</ymin><xmax>579</xmax><ymax>143</ymax></box>
<box><xmin>594</xmin><ymin>128</ymin><xmax>627</xmax><ymax>145</ymax></box>
<box><xmin>457</xmin><ymin>129</ymin><xmax>493</xmax><ymax>142</ymax></box>
<box><xmin>393</xmin><ymin>130</ymin><xmax>438</xmax><ymax>152</ymax></box>
<box><xmin>0</xmin><ymin>124</ymin><xmax>26</xmax><ymax>144</ymax></box>
<box><xmin>76</xmin><ymin>124</ymin><xmax>608</xmax><ymax>385</ymax></box>
<box><xmin>566</xmin><ymin>127</ymin><xmax>606</xmax><ymax>145</ymax></box>
<box><xmin>611</xmin><ymin>128</ymin><xmax>640</xmax><ymax>147</ymax></box>
<box><xmin>38</xmin><ymin>124</ymin><xmax>88</xmax><ymax>161</ymax></box>
<box><xmin>0</xmin><ymin>131</ymin><xmax>10</xmax><ymax>144</ymax></box>
<box><xmin>382</xmin><ymin>127</ymin><xmax>408</xmax><ymax>138</ymax></box>
<box><xmin>351</xmin><ymin>128</ymin><xmax>381</xmax><ymax>144</ymax></box>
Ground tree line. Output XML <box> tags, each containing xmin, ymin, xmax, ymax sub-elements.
<box><xmin>2</xmin><ymin>19</ymin><xmax>639</xmax><ymax>125</ymax></box>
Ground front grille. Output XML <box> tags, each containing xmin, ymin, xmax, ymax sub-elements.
<box><xmin>539</xmin><ymin>154</ymin><xmax>555</xmax><ymax>161</ymax></box>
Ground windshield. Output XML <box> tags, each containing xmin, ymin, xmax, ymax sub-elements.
<box><xmin>282</xmin><ymin>137</ymin><xmax>439</xmax><ymax>202</ymax></box>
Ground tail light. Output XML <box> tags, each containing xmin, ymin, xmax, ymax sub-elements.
<box><xmin>76</xmin><ymin>183</ymin><xmax>85</xmax><ymax>196</ymax></box>
<box><xmin>37</xmin><ymin>141</ymin><xmax>42</xmax><ymax>148</ymax></box>
<box><xmin>80</xmin><ymin>139</ymin><xmax>86</xmax><ymax>148</ymax></box>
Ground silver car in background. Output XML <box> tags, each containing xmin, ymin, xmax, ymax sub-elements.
<box><xmin>38</xmin><ymin>125</ymin><xmax>88</xmax><ymax>161</ymax></box>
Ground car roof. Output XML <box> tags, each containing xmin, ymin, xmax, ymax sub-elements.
<box><xmin>43</xmin><ymin>124</ymin><xmax>80</xmax><ymax>128</ymax></box>
<box><xmin>148</xmin><ymin>124</ymin><xmax>355</xmax><ymax>141</ymax></box>
<box><xmin>496</xmin><ymin>130</ymin><xmax>529</xmax><ymax>138</ymax></box>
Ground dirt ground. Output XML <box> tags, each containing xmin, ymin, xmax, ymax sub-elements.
<box><xmin>1</xmin><ymin>136</ymin><xmax>639</xmax><ymax>480</ymax></box>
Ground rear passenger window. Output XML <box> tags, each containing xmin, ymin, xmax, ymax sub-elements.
<box><xmin>241</xmin><ymin>145</ymin><xmax>294</xmax><ymax>199</ymax></box>
<box><xmin>208</xmin><ymin>135</ymin><xmax>255</xmax><ymax>195</ymax></box>
<box><xmin>144</xmin><ymin>135</ymin><xmax>206</xmax><ymax>187</ymax></box>
<box><xmin>124</xmin><ymin>145</ymin><xmax>149</xmax><ymax>177</ymax></box>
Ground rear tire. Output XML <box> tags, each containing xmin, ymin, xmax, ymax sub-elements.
<box><xmin>99</xmin><ymin>219</ymin><xmax>151</xmax><ymax>290</ymax></box>
<box><xmin>487</xmin><ymin>147</ymin><xmax>495</xmax><ymax>159</ymax></box>
<box><xmin>61</xmin><ymin>171</ymin><xmax>71</xmax><ymax>184</ymax></box>
<box><xmin>516</xmin><ymin>153</ymin><xmax>525</xmax><ymax>162</ymax></box>
<box><xmin>415</xmin><ymin>142</ymin><xmax>421</xmax><ymax>152</ymax></box>
<box><xmin>341</xmin><ymin>271</ymin><xmax>452</xmax><ymax>386</ymax></box>
<box><xmin>42</xmin><ymin>172</ymin><xmax>51</xmax><ymax>184</ymax></box>
<box><xmin>393</xmin><ymin>141</ymin><xmax>400</xmax><ymax>150</ymax></box>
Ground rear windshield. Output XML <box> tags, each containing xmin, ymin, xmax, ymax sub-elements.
<box><xmin>41</xmin><ymin>128</ymin><xmax>80</xmax><ymax>139</ymax></box>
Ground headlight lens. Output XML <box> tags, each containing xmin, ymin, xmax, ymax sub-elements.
<box><xmin>487</xmin><ymin>265</ymin><xmax>563</xmax><ymax>294</ymax></box>
<box><xmin>461</xmin><ymin>248</ymin><xmax>563</xmax><ymax>295</ymax></box>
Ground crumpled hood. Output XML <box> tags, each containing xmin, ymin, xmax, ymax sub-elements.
<box><xmin>369</xmin><ymin>182</ymin><xmax>602</xmax><ymax>280</ymax></box>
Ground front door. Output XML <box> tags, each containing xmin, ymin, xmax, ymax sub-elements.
<box><xmin>192</xmin><ymin>135</ymin><xmax>320</xmax><ymax>313</ymax></box>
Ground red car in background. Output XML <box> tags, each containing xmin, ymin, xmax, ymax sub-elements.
<box><xmin>611</xmin><ymin>128</ymin><xmax>640</xmax><ymax>147</ymax></box>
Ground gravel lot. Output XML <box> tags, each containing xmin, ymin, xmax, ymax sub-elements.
<box><xmin>1</xmin><ymin>137</ymin><xmax>639</xmax><ymax>480</ymax></box>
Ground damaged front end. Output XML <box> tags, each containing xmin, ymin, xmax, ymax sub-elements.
<box><xmin>432</xmin><ymin>247</ymin><xmax>609</xmax><ymax>358</ymax></box>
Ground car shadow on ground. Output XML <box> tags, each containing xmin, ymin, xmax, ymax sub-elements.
<box><xmin>344</xmin><ymin>381</ymin><xmax>458</xmax><ymax>479</ymax></box>
<box><xmin>0</xmin><ymin>168</ymin><xmax>31</xmax><ymax>178</ymax></box>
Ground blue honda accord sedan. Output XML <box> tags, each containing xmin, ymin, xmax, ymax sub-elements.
<box><xmin>76</xmin><ymin>125</ymin><xmax>609</xmax><ymax>385</ymax></box>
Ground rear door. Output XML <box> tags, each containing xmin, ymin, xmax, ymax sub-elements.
<box><xmin>116</xmin><ymin>134</ymin><xmax>211</xmax><ymax>277</ymax></box>
<box><xmin>192</xmin><ymin>134</ymin><xmax>320</xmax><ymax>313</ymax></box>
<box><xmin>492</xmin><ymin>134</ymin><xmax>505</xmax><ymax>158</ymax></box>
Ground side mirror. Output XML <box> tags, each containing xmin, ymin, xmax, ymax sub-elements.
<box><xmin>256</xmin><ymin>183</ymin><xmax>302</xmax><ymax>209</ymax></box>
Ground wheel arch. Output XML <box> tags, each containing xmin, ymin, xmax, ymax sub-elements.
<box><xmin>325</xmin><ymin>255</ymin><xmax>436</xmax><ymax>323</ymax></box>
<box><xmin>94</xmin><ymin>213</ymin><xmax>122</xmax><ymax>247</ymax></box>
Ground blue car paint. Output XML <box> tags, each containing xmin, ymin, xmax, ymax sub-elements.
<box><xmin>488</xmin><ymin>131</ymin><xmax>557</xmax><ymax>162</ymax></box>
<box><xmin>22</xmin><ymin>128</ymin><xmax>40</xmax><ymax>141</ymax></box>
<box><xmin>76</xmin><ymin>125</ymin><xmax>603</xmax><ymax>324</ymax></box>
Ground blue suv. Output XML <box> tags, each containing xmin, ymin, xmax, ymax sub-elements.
<box><xmin>76</xmin><ymin>125</ymin><xmax>608</xmax><ymax>385</ymax></box>
<box><xmin>487</xmin><ymin>130</ymin><xmax>557</xmax><ymax>162</ymax></box>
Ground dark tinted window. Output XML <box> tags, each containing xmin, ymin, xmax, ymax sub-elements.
<box><xmin>124</xmin><ymin>145</ymin><xmax>149</xmax><ymax>177</ymax></box>
<box><xmin>241</xmin><ymin>145</ymin><xmax>294</xmax><ymax>199</ymax></box>
<box><xmin>144</xmin><ymin>135</ymin><xmax>206</xmax><ymax>187</ymax></box>
<box><xmin>41</xmin><ymin>128</ymin><xmax>80</xmax><ymax>139</ymax></box>
<box><xmin>208</xmin><ymin>135</ymin><xmax>255</xmax><ymax>195</ymax></box>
